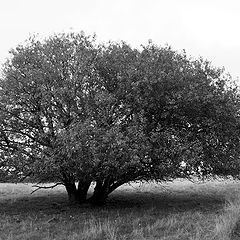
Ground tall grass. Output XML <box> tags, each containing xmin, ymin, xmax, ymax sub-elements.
<box><xmin>1</xmin><ymin>180</ymin><xmax>240</xmax><ymax>239</ymax></box>
<box><xmin>213</xmin><ymin>197</ymin><xmax>240</xmax><ymax>240</ymax></box>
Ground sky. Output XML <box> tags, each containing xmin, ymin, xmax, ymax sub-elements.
<box><xmin>0</xmin><ymin>0</ymin><xmax>240</xmax><ymax>80</ymax></box>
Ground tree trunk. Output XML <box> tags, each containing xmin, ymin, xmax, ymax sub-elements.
<box><xmin>76</xmin><ymin>180</ymin><xmax>92</xmax><ymax>203</ymax></box>
<box><xmin>65</xmin><ymin>181</ymin><xmax>79</xmax><ymax>204</ymax></box>
<box><xmin>88</xmin><ymin>178</ymin><xmax>128</xmax><ymax>205</ymax></box>
<box><xmin>87</xmin><ymin>180</ymin><xmax>106</xmax><ymax>205</ymax></box>
<box><xmin>88</xmin><ymin>177</ymin><xmax>119</xmax><ymax>205</ymax></box>
<box><xmin>65</xmin><ymin>180</ymin><xmax>92</xmax><ymax>204</ymax></box>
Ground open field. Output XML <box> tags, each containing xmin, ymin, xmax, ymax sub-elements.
<box><xmin>1</xmin><ymin>180</ymin><xmax>240</xmax><ymax>240</ymax></box>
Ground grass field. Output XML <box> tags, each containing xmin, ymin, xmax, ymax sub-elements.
<box><xmin>1</xmin><ymin>179</ymin><xmax>240</xmax><ymax>240</ymax></box>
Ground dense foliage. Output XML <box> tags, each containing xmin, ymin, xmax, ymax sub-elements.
<box><xmin>0</xmin><ymin>33</ymin><xmax>240</xmax><ymax>204</ymax></box>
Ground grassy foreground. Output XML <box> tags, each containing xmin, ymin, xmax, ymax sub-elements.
<box><xmin>1</xmin><ymin>180</ymin><xmax>240</xmax><ymax>240</ymax></box>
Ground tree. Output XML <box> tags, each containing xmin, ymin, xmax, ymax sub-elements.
<box><xmin>0</xmin><ymin>33</ymin><xmax>240</xmax><ymax>205</ymax></box>
<box><xmin>134</xmin><ymin>44</ymin><xmax>240</xmax><ymax>178</ymax></box>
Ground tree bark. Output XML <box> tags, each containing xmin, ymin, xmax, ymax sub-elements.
<box><xmin>88</xmin><ymin>177</ymin><xmax>124</xmax><ymax>205</ymax></box>
<box><xmin>64</xmin><ymin>180</ymin><xmax>92</xmax><ymax>204</ymax></box>
<box><xmin>87</xmin><ymin>180</ymin><xmax>107</xmax><ymax>205</ymax></box>
<box><xmin>76</xmin><ymin>180</ymin><xmax>91</xmax><ymax>203</ymax></box>
<box><xmin>65</xmin><ymin>181</ymin><xmax>78</xmax><ymax>204</ymax></box>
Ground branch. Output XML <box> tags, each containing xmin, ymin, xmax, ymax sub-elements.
<box><xmin>31</xmin><ymin>182</ymin><xmax>63</xmax><ymax>194</ymax></box>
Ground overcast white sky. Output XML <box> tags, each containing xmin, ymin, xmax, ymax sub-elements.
<box><xmin>0</xmin><ymin>0</ymin><xmax>239</xmax><ymax>80</ymax></box>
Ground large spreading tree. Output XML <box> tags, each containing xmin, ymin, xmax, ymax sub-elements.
<box><xmin>0</xmin><ymin>33</ymin><xmax>240</xmax><ymax>204</ymax></box>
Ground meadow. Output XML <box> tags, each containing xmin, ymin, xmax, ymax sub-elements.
<box><xmin>1</xmin><ymin>179</ymin><xmax>240</xmax><ymax>240</ymax></box>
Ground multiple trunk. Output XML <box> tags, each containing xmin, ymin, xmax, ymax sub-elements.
<box><xmin>64</xmin><ymin>177</ymin><xmax>126</xmax><ymax>205</ymax></box>
<box><xmin>65</xmin><ymin>180</ymin><xmax>91</xmax><ymax>204</ymax></box>
<box><xmin>88</xmin><ymin>179</ymin><xmax>112</xmax><ymax>205</ymax></box>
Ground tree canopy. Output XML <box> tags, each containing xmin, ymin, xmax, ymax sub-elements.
<box><xmin>0</xmin><ymin>33</ymin><xmax>240</xmax><ymax>204</ymax></box>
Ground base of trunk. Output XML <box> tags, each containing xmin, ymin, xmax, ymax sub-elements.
<box><xmin>87</xmin><ymin>193</ymin><xmax>108</xmax><ymax>205</ymax></box>
<box><xmin>65</xmin><ymin>181</ymin><xmax>91</xmax><ymax>204</ymax></box>
<box><xmin>87</xmin><ymin>180</ymin><xmax>109</xmax><ymax>205</ymax></box>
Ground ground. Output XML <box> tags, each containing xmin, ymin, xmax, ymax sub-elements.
<box><xmin>1</xmin><ymin>179</ymin><xmax>240</xmax><ymax>240</ymax></box>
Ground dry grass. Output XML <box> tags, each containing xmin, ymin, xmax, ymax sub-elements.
<box><xmin>1</xmin><ymin>179</ymin><xmax>240</xmax><ymax>239</ymax></box>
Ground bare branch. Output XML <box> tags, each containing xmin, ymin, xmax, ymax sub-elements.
<box><xmin>31</xmin><ymin>182</ymin><xmax>63</xmax><ymax>194</ymax></box>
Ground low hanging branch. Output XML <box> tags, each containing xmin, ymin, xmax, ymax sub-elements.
<box><xmin>31</xmin><ymin>182</ymin><xmax>63</xmax><ymax>194</ymax></box>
